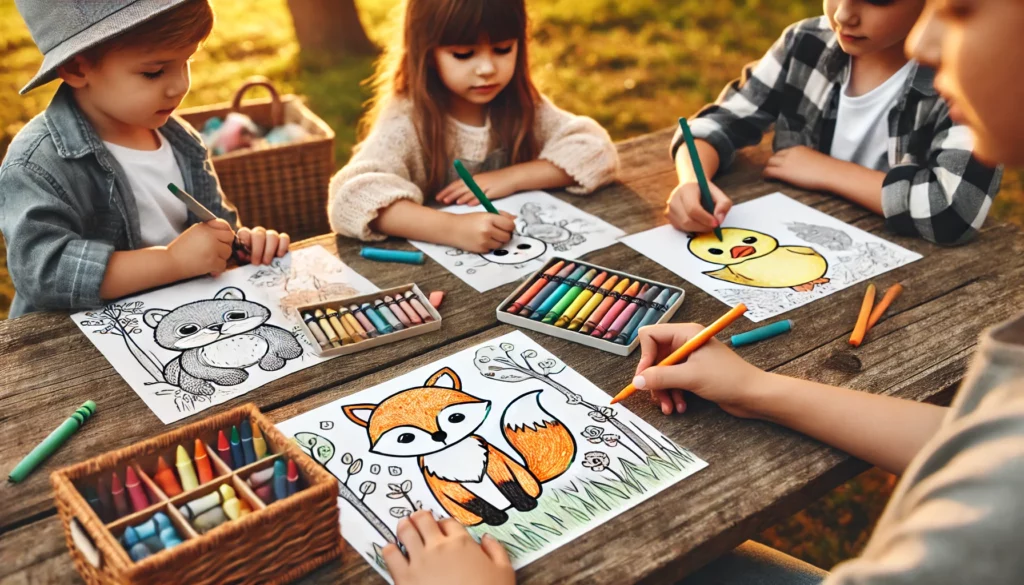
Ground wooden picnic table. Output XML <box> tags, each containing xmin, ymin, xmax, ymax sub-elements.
<box><xmin>2</xmin><ymin>127</ymin><xmax>1023</xmax><ymax>585</ymax></box>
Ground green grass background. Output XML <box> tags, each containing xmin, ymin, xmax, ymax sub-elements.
<box><xmin>1</xmin><ymin>0</ymin><xmax>1017</xmax><ymax>571</ymax></box>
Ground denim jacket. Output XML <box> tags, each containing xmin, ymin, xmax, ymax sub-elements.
<box><xmin>0</xmin><ymin>84</ymin><xmax>239</xmax><ymax>318</ymax></box>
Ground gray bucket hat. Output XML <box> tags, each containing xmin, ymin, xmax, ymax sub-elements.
<box><xmin>16</xmin><ymin>0</ymin><xmax>193</xmax><ymax>94</ymax></box>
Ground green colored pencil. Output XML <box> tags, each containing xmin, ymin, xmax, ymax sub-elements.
<box><xmin>678</xmin><ymin>117</ymin><xmax>723</xmax><ymax>241</ymax></box>
<box><xmin>453</xmin><ymin>159</ymin><xmax>499</xmax><ymax>214</ymax></box>
<box><xmin>8</xmin><ymin>400</ymin><xmax>96</xmax><ymax>483</ymax></box>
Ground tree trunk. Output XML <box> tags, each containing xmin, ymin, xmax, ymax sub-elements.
<box><xmin>287</xmin><ymin>0</ymin><xmax>375</xmax><ymax>56</ymax></box>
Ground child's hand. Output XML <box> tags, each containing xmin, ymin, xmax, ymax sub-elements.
<box><xmin>383</xmin><ymin>511</ymin><xmax>514</xmax><ymax>585</ymax></box>
<box><xmin>763</xmin><ymin>146</ymin><xmax>831</xmax><ymax>191</ymax></box>
<box><xmin>437</xmin><ymin>168</ymin><xmax>520</xmax><ymax>205</ymax></box>
<box><xmin>632</xmin><ymin>323</ymin><xmax>765</xmax><ymax>417</ymax></box>
<box><xmin>236</xmin><ymin>226</ymin><xmax>290</xmax><ymax>265</ymax></box>
<box><xmin>451</xmin><ymin>211</ymin><xmax>517</xmax><ymax>253</ymax></box>
<box><xmin>167</xmin><ymin>219</ymin><xmax>235</xmax><ymax>278</ymax></box>
<box><xmin>666</xmin><ymin>181</ymin><xmax>732</xmax><ymax>233</ymax></box>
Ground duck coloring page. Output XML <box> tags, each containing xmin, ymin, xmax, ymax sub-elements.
<box><xmin>621</xmin><ymin>193</ymin><xmax>922</xmax><ymax>322</ymax></box>
<box><xmin>410</xmin><ymin>191</ymin><xmax>626</xmax><ymax>292</ymax></box>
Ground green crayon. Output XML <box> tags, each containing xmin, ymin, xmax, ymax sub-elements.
<box><xmin>543</xmin><ymin>269</ymin><xmax>598</xmax><ymax>323</ymax></box>
<box><xmin>9</xmin><ymin>400</ymin><xmax>96</xmax><ymax>483</ymax></box>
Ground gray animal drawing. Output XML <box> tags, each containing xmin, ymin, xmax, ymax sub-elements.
<box><xmin>143</xmin><ymin>287</ymin><xmax>303</xmax><ymax>396</ymax></box>
<box><xmin>786</xmin><ymin>222</ymin><xmax>853</xmax><ymax>251</ymax></box>
<box><xmin>518</xmin><ymin>202</ymin><xmax>589</xmax><ymax>251</ymax></box>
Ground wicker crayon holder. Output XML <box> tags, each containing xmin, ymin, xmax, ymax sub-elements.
<box><xmin>51</xmin><ymin>404</ymin><xmax>341</xmax><ymax>585</ymax></box>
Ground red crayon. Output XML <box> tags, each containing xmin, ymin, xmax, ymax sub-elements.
<box><xmin>396</xmin><ymin>295</ymin><xmax>422</xmax><ymax>325</ymax></box>
<box><xmin>125</xmin><ymin>466</ymin><xmax>150</xmax><ymax>512</ymax></box>
<box><xmin>194</xmin><ymin>439</ymin><xmax>214</xmax><ymax>484</ymax></box>
<box><xmin>506</xmin><ymin>261</ymin><xmax>565</xmax><ymax>314</ymax></box>
<box><xmin>254</xmin><ymin>483</ymin><xmax>274</xmax><ymax>504</ymax></box>
<box><xmin>110</xmin><ymin>471</ymin><xmax>130</xmax><ymax>518</ymax></box>
<box><xmin>286</xmin><ymin>459</ymin><xmax>299</xmax><ymax>496</ymax></box>
<box><xmin>581</xmin><ymin>278</ymin><xmax>631</xmax><ymax>335</ymax></box>
<box><xmin>598</xmin><ymin>283</ymin><xmax>647</xmax><ymax>339</ymax></box>
<box><xmin>217</xmin><ymin>430</ymin><xmax>233</xmax><ymax>469</ymax></box>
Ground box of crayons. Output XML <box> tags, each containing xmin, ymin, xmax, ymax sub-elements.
<box><xmin>50</xmin><ymin>404</ymin><xmax>341</xmax><ymax>585</ymax></box>
<box><xmin>294</xmin><ymin>283</ymin><xmax>441</xmax><ymax>357</ymax></box>
<box><xmin>497</xmin><ymin>257</ymin><xmax>685</xmax><ymax>356</ymax></box>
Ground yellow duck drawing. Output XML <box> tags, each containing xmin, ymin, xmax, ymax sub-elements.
<box><xmin>688</xmin><ymin>228</ymin><xmax>830</xmax><ymax>292</ymax></box>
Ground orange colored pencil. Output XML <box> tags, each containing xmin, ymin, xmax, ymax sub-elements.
<box><xmin>866</xmin><ymin>283</ymin><xmax>903</xmax><ymax>331</ymax></box>
<box><xmin>610</xmin><ymin>303</ymin><xmax>747</xmax><ymax>404</ymax></box>
<box><xmin>849</xmin><ymin>283</ymin><xmax>876</xmax><ymax>347</ymax></box>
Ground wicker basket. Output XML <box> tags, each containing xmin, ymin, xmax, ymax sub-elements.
<box><xmin>51</xmin><ymin>404</ymin><xmax>342</xmax><ymax>585</ymax></box>
<box><xmin>178</xmin><ymin>77</ymin><xmax>336</xmax><ymax>240</ymax></box>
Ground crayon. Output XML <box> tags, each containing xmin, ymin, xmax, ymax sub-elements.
<box><xmin>194</xmin><ymin>439</ymin><xmax>215</xmax><ymax>484</ymax></box>
<box><xmin>85</xmin><ymin>486</ymin><xmax>103</xmax><ymax>518</ymax></box>
<box><xmin>730</xmin><ymin>319</ymin><xmax>793</xmax><ymax>347</ymax></box>
<box><xmin>175</xmin><ymin>445</ymin><xmax>199</xmax><ymax>491</ymax></box>
<box><xmin>220</xmin><ymin>484</ymin><xmax>249</xmax><ymax>520</ymax></box>
<box><xmin>404</xmin><ymin>291</ymin><xmax>434</xmax><ymax>322</ymax></box>
<box><xmin>323</xmin><ymin>308</ymin><xmax>353</xmax><ymax>345</ymax></box>
<box><xmin>349</xmin><ymin>304</ymin><xmax>379</xmax><ymax>338</ymax></box>
<box><xmin>314</xmin><ymin>309</ymin><xmax>342</xmax><ymax>348</ymax></box>
<box><xmin>335</xmin><ymin>307</ymin><xmax>367</xmax><ymax>342</ymax></box>
<box><xmin>133</xmin><ymin>512</ymin><xmax>172</xmax><ymax>541</ymax></box>
<box><xmin>678</xmin><ymin>118</ymin><xmax>723</xmax><ymax>241</ymax></box>
<box><xmin>849</xmin><ymin>283</ymin><xmax>876</xmax><ymax>347</ymax></box>
<box><xmin>581</xmin><ymin>278</ymin><xmax>631</xmax><ymax>335</ymax></box>
<box><xmin>866</xmin><ymin>284</ymin><xmax>903</xmax><ymax>331</ymax></box>
<box><xmin>374</xmin><ymin>299</ymin><xmax>405</xmax><ymax>331</ymax></box>
<box><xmin>612</xmin><ymin>303</ymin><xmax>748</xmax><ymax>404</ymax></box>
<box><xmin>532</xmin><ymin>265</ymin><xmax>588</xmax><ymax>322</ymax></box>
<box><xmin>97</xmin><ymin>477</ymin><xmax>115</xmax><ymax>522</ymax></box>
<box><xmin>544</xmin><ymin>269</ymin><xmax>601</xmax><ymax>324</ymax></box>
<box><xmin>521</xmin><ymin>262</ymin><xmax>577</xmax><ymax>318</ymax></box>
<box><xmin>428</xmin><ymin>290</ymin><xmax>445</xmax><ymax>310</ymax></box>
<box><xmin>302</xmin><ymin>313</ymin><xmax>330</xmax><ymax>349</ymax></box>
<box><xmin>160</xmin><ymin>526</ymin><xmax>183</xmax><ymax>549</ymax></box>
<box><xmin>287</xmin><ymin>459</ymin><xmax>299</xmax><ymax>496</ymax></box>
<box><xmin>248</xmin><ymin>466</ymin><xmax>275</xmax><ymax>488</ymax></box>
<box><xmin>507</xmin><ymin>261</ymin><xmax>564</xmax><ymax>314</ymax></box>
<box><xmin>615</xmin><ymin>285</ymin><xmax>662</xmax><ymax>344</ymax></box>
<box><xmin>396</xmin><ymin>294</ymin><xmax>423</xmax><ymax>325</ymax></box>
<box><xmin>143</xmin><ymin>480</ymin><xmax>161</xmax><ymax>505</ymax></box>
<box><xmin>627</xmin><ymin>289</ymin><xmax>676</xmax><ymax>344</ymax></box>
<box><xmin>360</xmin><ymin>247</ymin><xmax>425</xmax><ymax>265</ymax></box>
<box><xmin>178</xmin><ymin>491</ymin><xmax>222</xmax><ymax>520</ymax></box>
<box><xmin>569</xmin><ymin>275</ymin><xmax>619</xmax><ymax>331</ymax></box>
<box><xmin>603</xmin><ymin>283</ymin><xmax>650</xmax><ymax>340</ymax></box>
<box><xmin>153</xmin><ymin>456</ymin><xmax>183</xmax><ymax>497</ymax></box>
<box><xmin>273</xmin><ymin>459</ymin><xmax>288</xmax><ymax>501</ymax></box>
<box><xmin>125</xmin><ymin>466</ymin><xmax>150</xmax><ymax>512</ymax></box>
<box><xmin>386</xmin><ymin>295</ymin><xmax>413</xmax><ymax>327</ymax></box>
<box><xmin>593</xmin><ymin>281</ymin><xmax>643</xmax><ymax>338</ymax></box>
<box><xmin>168</xmin><ymin>183</ymin><xmax>250</xmax><ymax>261</ymax></box>
<box><xmin>554</xmin><ymin>272</ymin><xmax>609</xmax><ymax>328</ymax></box>
<box><xmin>141</xmin><ymin>536</ymin><xmax>164</xmax><ymax>553</ymax></box>
<box><xmin>240</xmin><ymin>420</ymin><xmax>257</xmax><ymax>466</ymax></box>
<box><xmin>254</xmin><ymin>483</ymin><xmax>274</xmax><ymax>504</ymax></box>
<box><xmin>8</xmin><ymin>400</ymin><xmax>96</xmax><ymax>483</ymax></box>
<box><xmin>252</xmin><ymin>424</ymin><xmax>268</xmax><ymax>459</ymax></box>
<box><xmin>361</xmin><ymin>302</ymin><xmax>393</xmax><ymax>334</ymax></box>
<box><xmin>123</xmin><ymin>526</ymin><xmax>141</xmax><ymax>547</ymax></box>
<box><xmin>193</xmin><ymin>506</ymin><xmax>228</xmax><ymax>534</ymax></box>
<box><xmin>230</xmin><ymin>426</ymin><xmax>245</xmax><ymax>469</ymax></box>
<box><xmin>129</xmin><ymin>542</ymin><xmax>152</xmax><ymax>562</ymax></box>
<box><xmin>454</xmin><ymin>159</ymin><xmax>500</xmax><ymax>214</ymax></box>
<box><xmin>111</xmin><ymin>471</ymin><xmax>130</xmax><ymax>519</ymax></box>
<box><xmin>217</xmin><ymin>430</ymin><xmax>234</xmax><ymax>469</ymax></box>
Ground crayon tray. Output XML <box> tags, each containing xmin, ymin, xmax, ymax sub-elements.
<box><xmin>50</xmin><ymin>404</ymin><xmax>341</xmax><ymax>585</ymax></box>
<box><xmin>496</xmin><ymin>257</ymin><xmax>685</xmax><ymax>356</ymax></box>
<box><xmin>294</xmin><ymin>283</ymin><xmax>442</xmax><ymax>358</ymax></box>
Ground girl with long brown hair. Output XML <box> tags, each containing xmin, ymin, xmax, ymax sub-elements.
<box><xmin>327</xmin><ymin>0</ymin><xmax>619</xmax><ymax>253</ymax></box>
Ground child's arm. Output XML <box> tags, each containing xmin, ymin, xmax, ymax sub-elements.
<box><xmin>761</xmin><ymin>146</ymin><xmax>887</xmax><ymax>214</ymax></box>
<box><xmin>632</xmin><ymin>324</ymin><xmax>946</xmax><ymax>475</ymax></box>
<box><xmin>436</xmin><ymin>160</ymin><xmax>573</xmax><ymax>205</ymax></box>
<box><xmin>373</xmin><ymin>200</ymin><xmax>517</xmax><ymax>254</ymax></box>
<box><xmin>530</xmin><ymin>96</ymin><xmax>620</xmax><ymax>195</ymax></box>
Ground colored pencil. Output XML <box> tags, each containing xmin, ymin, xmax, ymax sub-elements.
<box><xmin>678</xmin><ymin>118</ymin><xmax>722</xmax><ymax>241</ymax></box>
<box><xmin>866</xmin><ymin>284</ymin><xmax>903</xmax><ymax>331</ymax></box>
<box><xmin>167</xmin><ymin>183</ymin><xmax>250</xmax><ymax>259</ymax></box>
<box><xmin>453</xmin><ymin>159</ymin><xmax>499</xmax><ymax>214</ymax></box>
<box><xmin>849</xmin><ymin>283</ymin><xmax>876</xmax><ymax>347</ymax></box>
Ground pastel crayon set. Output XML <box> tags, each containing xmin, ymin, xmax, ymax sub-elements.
<box><xmin>50</xmin><ymin>404</ymin><xmax>340</xmax><ymax>585</ymax></box>
<box><xmin>295</xmin><ymin>283</ymin><xmax>441</xmax><ymax>358</ymax></box>
<box><xmin>497</xmin><ymin>257</ymin><xmax>685</xmax><ymax>356</ymax></box>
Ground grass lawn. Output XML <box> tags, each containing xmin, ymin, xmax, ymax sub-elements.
<box><xmin>0</xmin><ymin>0</ymin><xmax>1017</xmax><ymax>572</ymax></box>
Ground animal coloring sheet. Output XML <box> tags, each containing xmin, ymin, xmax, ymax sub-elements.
<box><xmin>621</xmin><ymin>193</ymin><xmax>922</xmax><ymax>322</ymax></box>
<box><xmin>278</xmin><ymin>331</ymin><xmax>706</xmax><ymax>581</ymax></box>
<box><xmin>410</xmin><ymin>191</ymin><xmax>626</xmax><ymax>292</ymax></box>
<box><xmin>72</xmin><ymin>246</ymin><xmax>378</xmax><ymax>423</ymax></box>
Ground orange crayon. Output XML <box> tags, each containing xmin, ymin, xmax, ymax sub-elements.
<box><xmin>580</xmin><ymin>278</ymin><xmax>631</xmax><ymax>335</ymax></box>
<box><xmin>506</xmin><ymin>261</ymin><xmax>565</xmax><ymax>314</ymax></box>
<box><xmin>568</xmin><ymin>275</ymin><xmax>619</xmax><ymax>331</ymax></box>
<box><xmin>194</xmin><ymin>439</ymin><xmax>214</xmax><ymax>484</ymax></box>
<box><xmin>153</xmin><ymin>456</ymin><xmax>183</xmax><ymax>497</ymax></box>
<box><xmin>849</xmin><ymin>283</ymin><xmax>876</xmax><ymax>347</ymax></box>
<box><xmin>866</xmin><ymin>283</ymin><xmax>903</xmax><ymax>331</ymax></box>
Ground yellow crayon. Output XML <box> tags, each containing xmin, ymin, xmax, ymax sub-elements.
<box><xmin>334</xmin><ymin>307</ymin><xmax>367</xmax><ymax>343</ymax></box>
<box><xmin>569</xmin><ymin>275</ymin><xmax>619</xmax><ymax>331</ymax></box>
<box><xmin>175</xmin><ymin>444</ymin><xmax>199</xmax><ymax>491</ymax></box>
<box><xmin>554</xmin><ymin>272</ymin><xmax>609</xmax><ymax>328</ymax></box>
<box><xmin>314</xmin><ymin>309</ymin><xmax>342</xmax><ymax>348</ymax></box>
<box><xmin>251</xmin><ymin>424</ymin><xmax>268</xmax><ymax>459</ymax></box>
<box><xmin>323</xmin><ymin>308</ymin><xmax>353</xmax><ymax>345</ymax></box>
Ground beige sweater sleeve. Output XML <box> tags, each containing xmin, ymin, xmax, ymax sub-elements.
<box><xmin>533</xmin><ymin>95</ymin><xmax>619</xmax><ymax>195</ymax></box>
<box><xmin>327</xmin><ymin>98</ymin><xmax>428</xmax><ymax>241</ymax></box>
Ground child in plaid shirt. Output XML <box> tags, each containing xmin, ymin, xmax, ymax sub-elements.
<box><xmin>668</xmin><ymin>0</ymin><xmax>1002</xmax><ymax>245</ymax></box>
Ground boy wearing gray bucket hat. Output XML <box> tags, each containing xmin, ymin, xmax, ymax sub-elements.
<box><xmin>0</xmin><ymin>0</ymin><xmax>290</xmax><ymax>318</ymax></box>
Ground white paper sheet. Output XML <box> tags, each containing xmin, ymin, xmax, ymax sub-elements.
<box><xmin>410</xmin><ymin>191</ymin><xmax>626</xmax><ymax>292</ymax></box>
<box><xmin>278</xmin><ymin>331</ymin><xmax>706</xmax><ymax>581</ymax></box>
<box><xmin>71</xmin><ymin>246</ymin><xmax>378</xmax><ymax>423</ymax></box>
<box><xmin>621</xmin><ymin>193</ymin><xmax>922</xmax><ymax>322</ymax></box>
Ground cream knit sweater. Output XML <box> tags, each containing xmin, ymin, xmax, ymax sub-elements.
<box><xmin>328</xmin><ymin>94</ymin><xmax>620</xmax><ymax>241</ymax></box>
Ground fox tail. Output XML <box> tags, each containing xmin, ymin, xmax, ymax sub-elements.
<box><xmin>500</xmin><ymin>390</ymin><xmax>576</xmax><ymax>483</ymax></box>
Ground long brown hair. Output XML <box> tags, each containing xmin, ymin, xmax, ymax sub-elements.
<box><xmin>362</xmin><ymin>0</ymin><xmax>540</xmax><ymax>195</ymax></box>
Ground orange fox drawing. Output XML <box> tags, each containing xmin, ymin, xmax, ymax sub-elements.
<box><xmin>343</xmin><ymin>367</ymin><xmax>577</xmax><ymax>526</ymax></box>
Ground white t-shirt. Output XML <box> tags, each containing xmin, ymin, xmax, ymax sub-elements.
<box><xmin>829</xmin><ymin>61</ymin><xmax>914</xmax><ymax>172</ymax></box>
<box><xmin>104</xmin><ymin>131</ymin><xmax>189</xmax><ymax>247</ymax></box>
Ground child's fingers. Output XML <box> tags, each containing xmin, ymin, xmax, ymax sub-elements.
<box><xmin>207</xmin><ymin>218</ymin><xmax>234</xmax><ymax>231</ymax></box>
<box><xmin>680</xmin><ymin>188</ymin><xmax>718</xmax><ymax>230</ymax></box>
<box><xmin>438</xmin><ymin>517</ymin><xmax>466</xmax><ymax>537</ymax></box>
<box><xmin>261</xmin><ymin>231</ymin><xmax>279</xmax><ymax>265</ymax></box>
<box><xmin>408</xmin><ymin>510</ymin><xmax>443</xmax><ymax>545</ymax></box>
<box><xmin>276</xmin><ymin>232</ymin><xmax>290</xmax><ymax>257</ymax></box>
<box><xmin>396</xmin><ymin>517</ymin><xmax>424</xmax><ymax>554</ymax></box>
<box><xmin>236</xmin><ymin>227</ymin><xmax>252</xmax><ymax>245</ymax></box>
<box><xmin>671</xmin><ymin>388</ymin><xmax>688</xmax><ymax>414</ymax></box>
<box><xmin>248</xmin><ymin>227</ymin><xmax>266</xmax><ymax>261</ymax></box>
<box><xmin>436</xmin><ymin>182</ymin><xmax>461</xmax><ymax>203</ymax></box>
<box><xmin>493</xmin><ymin>215</ymin><xmax>517</xmax><ymax>233</ymax></box>
<box><xmin>655</xmin><ymin>390</ymin><xmax>674</xmax><ymax>415</ymax></box>
<box><xmin>457</xmin><ymin>192</ymin><xmax>477</xmax><ymax>205</ymax></box>
<box><xmin>481</xmin><ymin>534</ymin><xmax>512</xmax><ymax>567</ymax></box>
<box><xmin>381</xmin><ymin>543</ymin><xmax>410</xmax><ymax>578</ymax></box>
<box><xmin>710</xmin><ymin>187</ymin><xmax>732</xmax><ymax>224</ymax></box>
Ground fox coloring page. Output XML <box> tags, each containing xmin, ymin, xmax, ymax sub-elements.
<box><xmin>278</xmin><ymin>331</ymin><xmax>707</xmax><ymax>581</ymax></box>
<box><xmin>410</xmin><ymin>191</ymin><xmax>626</xmax><ymax>292</ymax></box>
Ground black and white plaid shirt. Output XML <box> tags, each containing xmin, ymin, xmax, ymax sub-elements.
<box><xmin>672</xmin><ymin>16</ymin><xmax>1003</xmax><ymax>245</ymax></box>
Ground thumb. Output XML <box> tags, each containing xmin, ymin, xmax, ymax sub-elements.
<box><xmin>480</xmin><ymin>534</ymin><xmax>512</xmax><ymax>568</ymax></box>
<box><xmin>633</xmin><ymin>365</ymin><xmax>695</xmax><ymax>393</ymax></box>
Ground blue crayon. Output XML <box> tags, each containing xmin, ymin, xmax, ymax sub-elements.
<box><xmin>123</xmin><ymin>526</ymin><xmax>141</xmax><ymax>547</ymax></box>
<box><xmin>628</xmin><ymin>290</ymin><xmax>680</xmax><ymax>345</ymax></box>
<box><xmin>240</xmin><ymin>419</ymin><xmax>257</xmax><ymax>466</ymax></box>
<box><xmin>129</xmin><ymin>542</ymin><xmax>152</xmax><ymax>562</ymax></box>
<box><xmin>132</xmin><ymin>512</ymin><xmax>171</xmax><ymax>541</ymax></box>
<box><xmin>230</xmin><ymin>426</ymin><xmax>245</xmax><ymax>469</ymax></box>
<box><xmin>361</xmin><ymin>303</ymin><xmax>394</xmax><ymax>334</ymax></box>
<box><xmin>520</xmin><ymin>262</ymin><xmax>577</xmax><ymax>318</ymax></box>
<box><xmin>374</xmin><ymin>299</ymin><xmax>405</xmax><ymax>331</ymax></box>
<box><xmin>615</xmin><ymin>285</ymin><xmax>662</xmax><ymax>344</ymax></box>
<box><xmin>531</xmin><ymin>265</ymin><xmax>588</xmax><ymax>321</ymax></box>
<box><xmin>273</xmin><ymin>459</ymin><xmax>288</xmax><ymax>501</ymax></box>
<box><xmin>160</xmin><ymin>526</ymin><xmax>183</xmax><ymax>549</ymax></box>
<box><xmin>730</xmin><ymin>320</ymin><xmax>793</xmax><ymax>347</ymax></box>
<box><xmin>360</xmin><ymin>247</ymin><xmax>425</xmax><ymax>265</ymax></box>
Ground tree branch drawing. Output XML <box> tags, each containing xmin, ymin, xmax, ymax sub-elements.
<box><xmin>473</xmin><ymin>343</ymin><xmax>657</xmax><ymax>459</ymax></box>
<box><xmin>80</xmin><ymin>301</ymin><xmax>165</xmax><ymax>383</ymax></box>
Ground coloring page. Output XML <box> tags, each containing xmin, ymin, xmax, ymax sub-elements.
<box><xmin>410</xmin><ymin>191</ymin><xmax>626</xmax><ymax>292</ymax></box>
<box><xmin>71</xmin><ymin>246</ymin><xmax>378</xmax><ymax>424</ymax></box>
<box><xmin>278</xmin><ymin>331</ymin><xmax>706</xmax><ymax>581</ymax></box>
<box><xmin>621</xmin><ymin>193</ymin><xmax>922</xmax><ymax>322</ymax></box>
